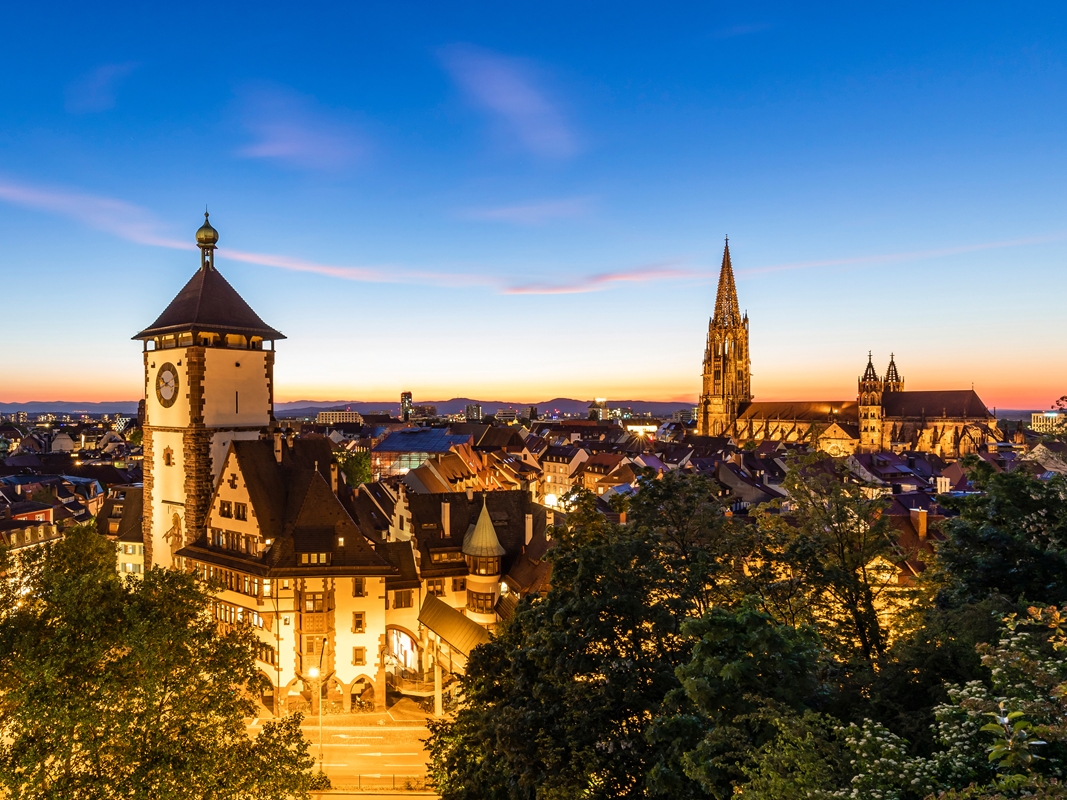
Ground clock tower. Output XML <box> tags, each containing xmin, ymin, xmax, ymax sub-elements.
<box><xmin>134</xmin><ymin>214</ymin><xmax>285</xmax><ymax>568</ymax></box>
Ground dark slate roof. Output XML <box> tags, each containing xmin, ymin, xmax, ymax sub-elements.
<box><xmin>179</xmin><ymin>437</ymin><xmax>392</xmax><ymax>576</ymax></box>
<box><xmin>133</xmin><ymin>265</ymin><xmax>284</xmax><ymax>341</ymax></box>
<box><xmin>736</xmin><ymin>400</ymin><xmax>858</xmax><ymax>424</ymax></box>
<box><xmin>882</xmin><ymin>390</ymin><xmax>990</xmax><ymax>420</ymax></box>
<box><xmin>107</xmin><ymin>486</ymin><xmax>144</xmax><ymax>543</ymax></box>
<box><xmin>379</xmin><ymin>541</ymin><xmax>421</xmax><ymax>589</ymax></box>
<box><xmin>406</xmin><ymin>491</ymin><xmax>548</xmax><ymax>577</ymax></box>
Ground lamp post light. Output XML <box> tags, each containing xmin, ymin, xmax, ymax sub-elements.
<box><xmin>307</xmin><ymin>665</ymin><xmax>323</xmax><ymax>772</ymax></box>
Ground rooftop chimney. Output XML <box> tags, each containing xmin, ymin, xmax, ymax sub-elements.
<box><xmin>273</xmin><ymin>431</ymin><xmax>283</xmax><ymax>463</ymax></box>
<box><xmin>524</xmin><ymin>513</ymin><xmax>533</xmax><ymax>547</ymax></box>
<box><xmin>910</xmin><ymin>507</ymin><xmax>928</xmax><ymax>540</ymax></box>
<box><xmin>330</xmin><ymin>462</ymin><xmax>339</xmax><ymax>494</ymax></box>
<box><xmin>442</xmin><ymin>500</ymin><xmax>451</xmax><ymax>538</ymax></box>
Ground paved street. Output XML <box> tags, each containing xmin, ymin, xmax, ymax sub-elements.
<box><xmin>249</xmin><ymin>701</ymin><xmax>435</xmax><ymax>793</ymax></box>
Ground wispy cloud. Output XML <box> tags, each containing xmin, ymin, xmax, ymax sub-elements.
<box><xmin>504</xmin><ymin>263</ymin><xmax>697</xmax><ymax>295</ymax></box>
<box><xmin>459</xmin><ymin>196</ymin><xmax>592</xmax><ymax>225</ymax></box>
<box><xmin>236</xmin><ymin>85</ymin><xmax>368</xmax><ymax>170</ymax></box>
<box><xmin>439</xmin><ymin>44</ymin><xmax>577</xmax><ymax>159</ymax></box>
<box><xmin>0</xmin><ymin>179</ymin><xmax>189</xmax><ymax>249</ymax></box>
<box><xmin>3</xmin><ymin>176</ymin><xmax>1062</xmax><ymax>298</ymax></box>
<box><xmin>65</xmin><ymin>63</ymin><xmax>138</xmax><ymax>113</ymax></box>
<box><xmin>0</xmin><ymin>177</ymin><xmax>479</xmax><ymax>288</ymax></box>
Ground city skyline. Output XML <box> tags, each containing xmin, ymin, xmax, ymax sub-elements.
<box><xmin>3</xmin><ymin>3</ymin><xmax>1066</xmax><ymax>408</ymax></box>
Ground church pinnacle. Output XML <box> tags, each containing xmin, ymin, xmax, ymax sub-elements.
<box><xmin>712</xmin><ymin>237</ymin><xmax>742</xmax><ymax>328</ymax></box>
<box><xmin>862</xmin><ymin>351</ymin><xmax>879</xmax><ymax>382</ymax></box>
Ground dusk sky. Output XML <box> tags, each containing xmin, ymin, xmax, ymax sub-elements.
<box><xmin>2</xmin><ymin>3</ymin><xmax>1065</xmax><ymax>408</ymax></box>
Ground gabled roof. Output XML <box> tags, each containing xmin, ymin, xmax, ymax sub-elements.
<box><xmin>133</xmin><ymin>264</ymin><xmax>284</xmax><ymax>341</ymax></box>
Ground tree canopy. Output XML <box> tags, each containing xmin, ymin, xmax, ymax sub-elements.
<box><xmin>0</xmin><ymin>523</ymin><xmax>318</xmax><ymax>800</ymax></box>
<box><xmin>428</xmin><ymin>456</ymin><xmax>1067</xmax><ymax>799</ymax></box>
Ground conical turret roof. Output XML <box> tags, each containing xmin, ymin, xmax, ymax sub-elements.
<box><xmin>462</xmin><ymin>499</ymin><xmax>506</xmax><ymax>558</ymax></box>
<box><xmin>712</xmin><ymin>238</ymin><xmax>742</xmax><ymax>328</ymax></box>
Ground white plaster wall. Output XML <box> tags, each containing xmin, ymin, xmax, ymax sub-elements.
<box><xmin>149</xmin><ymin>428</ymin><xmax>186</xmax><ymax>569</ymax></box>
<box><xmin>202</xmin><ymin>349</ymin><xmax>271</xmax><ymax>428</ymax></box>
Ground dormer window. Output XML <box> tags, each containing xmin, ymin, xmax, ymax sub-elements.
<box><xmin>299</xmin><ymin>552</ymin><xmax>331</xmax><ymax>565</ymax></box>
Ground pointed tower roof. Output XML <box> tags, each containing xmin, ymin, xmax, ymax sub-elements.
<box><xmin>712</xmin><ymin>238</ymin><xmax>742</xmax><ymax>328</ymax></box>
<box><xmin>862</xmin><ymin>351</ymin><xmax>879</xmax><ymax>382</ymax></box>
<box><xmin>462</xmin><ymin>498</ymin><xmax>506</xmax><ymax>558</ymax></box>
<box><xmin>885</xmin><ymin>353</ymin><xmax>901</xmax><ymax>384</ymax></box>
<box><xmin>133</xmin><ymin>215</ymin><xmax>284</xmax><ymax>341</ymax></box>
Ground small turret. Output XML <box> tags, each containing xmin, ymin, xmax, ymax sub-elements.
<box><xmin>884</xmin><ymin>353</ymin><xmax>903</xmax><ymax>392</ymax></box>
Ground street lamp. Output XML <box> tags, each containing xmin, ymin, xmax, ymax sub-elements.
<box><xmin>307</xmin><ymin>665</ymin><xmax>323</xmax><ymax>772</ymax></box>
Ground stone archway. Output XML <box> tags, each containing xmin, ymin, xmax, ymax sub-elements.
<box><xmin>347</xmin><ymin>673</ymin><xmax>376</xmax><ymax>712</ymax></box>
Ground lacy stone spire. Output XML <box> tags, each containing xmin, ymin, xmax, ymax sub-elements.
<box><xmin>697</xmin><ymin>239</ymin><xmax>752</xmax><ymax>436</ymax></box>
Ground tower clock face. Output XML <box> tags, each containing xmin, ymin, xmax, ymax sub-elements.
<box><xmin>155</xmin><ymin>363</ymin><xmax>179</xmax><ymax>408</ymax></box>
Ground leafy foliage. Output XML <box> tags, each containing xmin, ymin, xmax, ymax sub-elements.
<box><xmin>0</xmin><ymin>523</ymin><xmax>318</xmax><ymax>800</ymax></box>
<box><xmin>428</xmin><ymin>454</ymin><xmax>1067</xmax><ymax>799</ymax></box>
<box><xmin>336</xmin><ymin>450</ymin><xmax>371</xmax><ymax>487</ymax></box>
<box><xmin>938</xmin><ymin>462</ymin><xmax>1067</xmax><ymax>607</ymax></box>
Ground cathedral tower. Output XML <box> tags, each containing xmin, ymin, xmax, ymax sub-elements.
<box><xmin>858</xmin><ymin>352</ymin><xmax>884</xmax><ymax>453</ymax></box>
<box><xmin>134</xmin><ymin>214</ymin><xmax>285</xmax><ymax>568</ymax></box>
<box><xmin>697</xmin><ymin>240</ymin><xmax>751</xmax><ymax>436</ymax></box>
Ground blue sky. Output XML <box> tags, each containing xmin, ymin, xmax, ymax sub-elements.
<box><xmin>2</xmin><ymin>2</ymin><xmax>1065</xmax><ymax>407</ymax></box>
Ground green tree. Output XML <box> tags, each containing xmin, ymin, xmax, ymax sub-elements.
<box><xmin>428</xmin><ymin>489</ymin><xmax>710</xmax><ymax>800</ymax></box>
<box><xmin>755</xmin><ymin>453</ymin><xmax>902</xmax><ymax>663</ymax></box>
<box><xmin>937</xmin><ymin>460</ymin><xmax>1067</xmax><ymax>607</ymax></box>
<box><xmin>0</xmin><ymin>523</ymin><xmax>318</xmax><ymax>800</ymax></box>
<box><xmin>336</xmin><ymin>450</ymin><xmax>371</xmax><ymax>487</ymax></box>
<box><xmin>649</xmin><ymin>606</ymin><xmax>822</xmax><ymax>797</ymax></box>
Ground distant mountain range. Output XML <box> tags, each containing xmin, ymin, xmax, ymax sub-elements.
<box><xmin>0</xmin><ymin>398</ymin><xmax>697</xmax><ymax>418</ymax></box>
<box><xmin>275</xmin><ymin>398</ymin><xmax>696</xmax><ymax>419</ymax></box>
<box><xmin>0</xmin><ymin>399</ymin><xmax>1040</xmax><ymax>421</ymax></box>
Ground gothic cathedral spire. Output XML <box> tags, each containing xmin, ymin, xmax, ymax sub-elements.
<box><xmin>697</xmin><ymin>239</ymin><xmax>752</xmax><ymax>436</ymax></box>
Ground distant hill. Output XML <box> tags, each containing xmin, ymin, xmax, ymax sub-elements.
<box><xmin>0</xmin><ymin>401</ymin><xmax>140</xmax><ymax>415</ymax></box>
<box><xmin>274</xmin><ymin>397</ymin><xmax>696</xmax><ymax>419</ymax></box>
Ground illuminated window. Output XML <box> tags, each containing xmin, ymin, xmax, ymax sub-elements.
<box><xmin>467</xmin><ymin>590</ymin><xmax>495</xmax><ymax>614</ymax></box>
<box><xmin>219</xmin><ymin>501</ymin><xmax>233</xmax><ymax>518</ymax></box>
<box><xmin>468</xmin><ymin>556</ymin><xmax>500</xmax><ymax>575</ymax></box>
<box><xmin>303</xmin><ymin>592</ymin><xmax>324</xmax><ymax>612</ymax></box>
